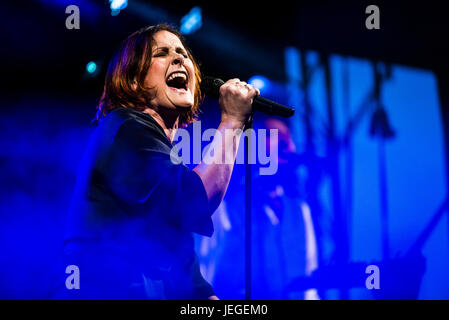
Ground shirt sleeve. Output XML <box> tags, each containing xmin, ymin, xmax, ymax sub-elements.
<box><xmin>188</xmin><ymin>252</ymin><xmax>216</xmax><ymax>299</ymax></box>
<box><xmin>104</xmin><ymin>118</ymin><xmax>214</xmax><ymax>237</ymax></box>
<box><xmin>164</xmin><ymin>251</ymin><xmax>216</xmax><ymax>299</ymax></box>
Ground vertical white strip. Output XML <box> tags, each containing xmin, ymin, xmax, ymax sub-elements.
<box><xmin>301</xmin><ymin>201</ymin><xmax>320</xmax><ymax>300</ymax></box>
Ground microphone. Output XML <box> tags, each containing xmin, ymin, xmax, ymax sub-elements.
<box><xmin>200</xmin><ymin>76</ymin><xmax>295</xmax><ymax>118</ymax></box>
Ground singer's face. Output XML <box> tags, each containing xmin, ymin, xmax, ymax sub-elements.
<box><xmin>144</xmin><ymin>30</ymin><xmax>196</xmax><ymax>111</ymax></box>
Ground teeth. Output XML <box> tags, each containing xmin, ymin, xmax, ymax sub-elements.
<box><xmin>167</xmin><ymin>72</ymin><xmax>187</xmax><ymax>82</ymax></box>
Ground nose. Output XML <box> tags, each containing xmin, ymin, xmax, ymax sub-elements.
<box><xmin>172</xmin><ymin>53</ymin><xmax>185</xmax><ymax>66</ymax></box>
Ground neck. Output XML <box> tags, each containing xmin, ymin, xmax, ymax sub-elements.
<box><xmin>143</xmin><ymin>107</ymin><xmax>179</xmax><ymax>143</ymax></box>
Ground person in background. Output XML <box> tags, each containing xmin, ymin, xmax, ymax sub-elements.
<box><xmin>197</xmin><ymin>117</ymin><xmax>319</xmax><ymax>299</ymax></box>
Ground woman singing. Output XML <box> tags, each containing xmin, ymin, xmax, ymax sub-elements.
<box><xmin>60</xmin><ymin>24</ymin><xmax>259</xmax><ymax>299</ymax></box>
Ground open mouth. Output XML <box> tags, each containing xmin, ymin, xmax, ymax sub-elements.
<box><xmin>166</xmin><ymin>71</ymin><xmax>188</xmax><ymax>91</ymax></box>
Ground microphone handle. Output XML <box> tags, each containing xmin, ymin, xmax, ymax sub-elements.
<box><xmin>201</xmin><ymin>76</ymin><xmax>295</xmax><ymax>118</ymax></box>
<box><xmin>253</xmin><ymin>96</ymin><xmax>295</xmax><ymax>118</ymax></box>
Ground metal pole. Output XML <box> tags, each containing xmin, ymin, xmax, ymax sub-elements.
<box><xmin>378</xmin><ymin>136</ymin><xmax>390</xmax><ymax>260</ymax></box>
<box><xmin>435</xmin><ymin>70</ymin><xmax>449</xmax><ymax>261</ymax></box>
<box><xmin>322</xmin><ymin>53</ymin><xmax>348</xmax><ymax>299</ymax></box>
<box><xmin>244</xmin><ymin>117</ymin><xmax>253</xmax><ymax>300</ymax></box>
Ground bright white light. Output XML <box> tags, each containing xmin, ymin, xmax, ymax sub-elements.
<box><xmin>248</xmin><ymin>75</ymin><xmax>270</xmax><ymax>93</ymax></box>
<box><xmin>250</xmin><ymin>78</ymin><xmax>265</xmax><ymax>90</ymax></box>
<box><xmin>109</xmin><ymin>0</ymin><xmax>127</xmax><ymax>11</ymax></box>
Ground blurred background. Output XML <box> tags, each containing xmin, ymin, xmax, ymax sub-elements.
<box><xmin>1</xmin><ymin>0</ymin><xmax>448</xmax><ymax>299</ymax></box>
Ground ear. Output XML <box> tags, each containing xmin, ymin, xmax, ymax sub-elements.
<box><xmin>131</xmin><ymin>78</ymin><xmax>137</xmax><ymax>90</ymax></box>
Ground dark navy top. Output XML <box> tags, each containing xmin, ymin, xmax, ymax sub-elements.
<box><xmin>63</xmin><ymin>107</ymin><xmax>214</xmax><ymax>299</ymax></box>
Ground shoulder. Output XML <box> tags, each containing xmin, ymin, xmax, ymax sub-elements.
<box><xmin>100</xmin><ymin>107</ymin><xmax>171</xmax><ymax>153</ymax></box>
<box><xmin>99</xmin><ymin>107</ymin><xmax>145</xmax><ymax>134</ymax></box>
<box><xmin>97</xmin><ymin>108</ymin><xmax>160</xmax><ymax>141</ymax></box>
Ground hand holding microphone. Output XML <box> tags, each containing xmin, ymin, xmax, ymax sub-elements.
<box><xmin>216</xmin><ymin>78</ymin><xmax>260</xmax><ymax>125</ymax></box>
<box><xmin>201</xmin><ymin>76</ymin><xmax>295</xmax><ymax>122</ymax></box>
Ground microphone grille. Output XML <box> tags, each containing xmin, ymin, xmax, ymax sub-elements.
<box><xmin>200</xmin><ymin>76</ymin><xmax>224</xmax><ymax>98</ymax></box>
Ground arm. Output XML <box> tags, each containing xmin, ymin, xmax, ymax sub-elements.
<box><xmin>193</xmin><ymin>78</ymin><xmax>259</xmax><ymax>213</ymax></box>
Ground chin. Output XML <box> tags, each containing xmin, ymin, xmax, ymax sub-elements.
<box><xmin>172</xmin><ymin>101</ymin><xmax>193</xmax><ymax>109</ymax></box>
<box><xmin>171</xmin><ymin>96</ymin><xmax>194</xmax><ymax>109</ymax></box>
<box><xmin>166</xmin><ymin>92</ymin><xmax>194</xmax><ymax>109</ymax></box>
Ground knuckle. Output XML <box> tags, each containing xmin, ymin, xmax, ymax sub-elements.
<box><xmin>230</xmin><ymin>86</ymin><xmax>240</xmax><ymax>94</ymax></box>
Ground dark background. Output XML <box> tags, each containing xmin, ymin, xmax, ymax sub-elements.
<box><xmin>2</xmin><ymin>0</ymin><xmax>448</xmax><ymax>93</ymax></box>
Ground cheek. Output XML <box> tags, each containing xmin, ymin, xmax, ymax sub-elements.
<box><xmin>186</xmin><ymin>62</ymin><xmax>196</xmax><ymax>85</ymax></box>
<box><xmin>145</xmin><ymin>62</ymin><xmax>166</xmax><ymax>86</ymax></box>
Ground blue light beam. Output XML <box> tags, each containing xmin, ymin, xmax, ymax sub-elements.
<box><xmin>248</xmin><ymin>75</ymin><xmax>270</xmax><ymax>94</ymax></box>
<box><xmin>109</xmin><ymin>0</ymin><xmax>127</xmax><ymax>16</ymax></box>
<box><xmin>180</xmin><ymin>7</ymin><xmax>202</xmax><ymax>35</ymax></box>
<box><xmin>86</xmin><ymin>61</ymin><xmax>97</xmax><ymax>74</ymax></box>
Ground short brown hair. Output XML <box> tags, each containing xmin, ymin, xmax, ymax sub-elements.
<box><xmin>95</xmin><ymin>24</ymin><xmax>202</xmax><ymax>126</ymax></box>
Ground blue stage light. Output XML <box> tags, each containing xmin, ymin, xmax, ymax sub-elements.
<box><xmin>110</xmin><ymin>0</ymin><xmax>127</xmax><ymax>10</ymax></box>
<box><xmin>109</xmin><ymin>0</ymin><xmax>127</xmax><ymax>16</ymax></box>
<box><xmin>248</xmin><ymin>75</ymin><xmax>270</xmax><ymax>94</ymax></box>
<box><xmin>86</xmin><ymin>61</ymin><xmax>97</xmax><ymax>74</ymax></box>
<box><xmin>180</xmin><ymin>7</ymin><xmax>202</xmax><ymax>35</ymax></box>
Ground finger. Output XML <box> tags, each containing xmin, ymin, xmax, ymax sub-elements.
<box><xmin>234</xmin><ymin>81</ymin><xmax>247</xmax><ymax>88</ymax></box>
<box><xmin>244</xmin><ymin>83</ymin><xmax>253</xmax><ymax>90</ymax></box>
<box><xmin>249</xmin><ymin>86</ymin><xmax>259</xmax><ymax>98</ymax></box>
<box><xmin>242</xmin><ymin>82</ymin><xmax>254</xmax><ymax>92</ymax></box>
<box><xmin>236</xmin><ymin>81</ymin><xmax>250</xmax><ymax>90</ymax></box>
